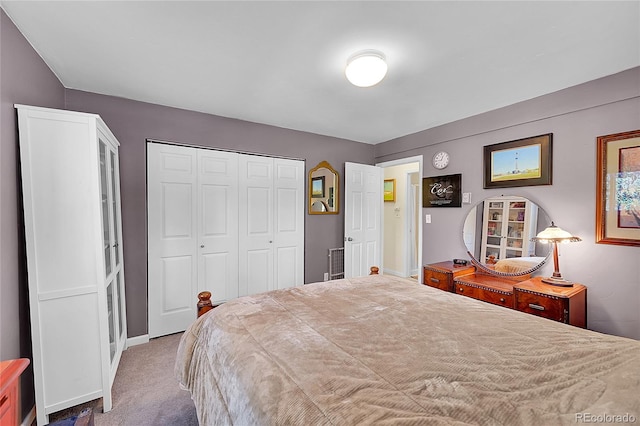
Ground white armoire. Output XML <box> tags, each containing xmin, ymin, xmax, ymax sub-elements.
<box><xmin>147</xmin><ymin>142</ymin><xmax>305</xmax><ymax>338</ymax></box>
<box><xmin>16</xmin><ymin>105</ymin><xmax>127</xmax><ymax>425</ymax></box>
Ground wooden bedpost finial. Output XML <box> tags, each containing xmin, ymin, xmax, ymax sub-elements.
<box><xmin>370</xmin><ymin>266</ymin><xmax>379</xmax><ymax>275</ymax></box>
<box><xmin>197</xmin><ymin>291</ymin><xmax>213</xmax><ymax>317</ymax></box>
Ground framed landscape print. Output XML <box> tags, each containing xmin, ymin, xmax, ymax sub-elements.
<box><xmin>483</xmin><ymin>134</ymin><xmax>552</xmax><ymax>189</ymax></box>
<box><xmin>596</xmin><ymin>129</ymin><xmax>640</xmax><ymax>246</ymax></box>
<box><xmin>423</xmin><ymin>173</ymin><xmax>462</xmax><ymax>207</ymax></box>
<box><xmin>383</xmin><ymin>179</ymin><xmax>396</xmax><ymax>202</ymax></box>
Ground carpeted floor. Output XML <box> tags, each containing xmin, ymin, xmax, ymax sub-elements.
<box><xmin>48</xmin><ymin>333</ymin><xmax>198</xmax><ymax>425</ymax></box>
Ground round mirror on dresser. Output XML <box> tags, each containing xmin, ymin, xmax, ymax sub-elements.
<box><xmin>462</xmin><ymin>195</ymin><xmax>552</xmax><ymax>277</ymax></box>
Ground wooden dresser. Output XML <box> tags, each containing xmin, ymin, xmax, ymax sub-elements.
<box><xmin>453</xmin><ymin>273</ymin><xmax>517</xmax><ymax>309</ymax></box>
<box><xmin>423</xmin><ymin>263</ymin><xmax>588</xmax><ymax>328</ymax></box>
<box><xmin>514</xmin><ymin>277</ymin><xmax>587</xmax><ymax>328</ymax></box>
<box><xmin>423</xmin><ymin>261</ymin><xmax>475</xmax><ymax>292</ymax></box>
<box><xmin>0</xmin><ymin>358</ymin><xmax>29</xmax><ymax>426</ymax></box>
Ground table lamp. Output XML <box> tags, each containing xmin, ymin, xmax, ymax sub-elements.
<box><xmin>530</xmin><ymin>222</ymin><xmax>581</xmax><ymax>286</ymax></box>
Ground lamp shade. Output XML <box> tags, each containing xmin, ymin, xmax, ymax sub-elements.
<box><xmin>345</xmin><ymin>50</ymin><xmax>387</xmax><ymax>87</ymax></box>
<box><xmin>531</xmin><ymin>222</ymin><xmax>582</xmax><ymax>243</ymax></box>
<box><xmin>530</xmin><ymin>222</ymin><xmax>581</xmax><ymax>286</ymax></box>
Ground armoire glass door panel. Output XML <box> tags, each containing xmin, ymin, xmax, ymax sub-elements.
<box><xmin>110</xmin><ymin>150</ymin><xmax>120</xmax><ymax>267</ymax></box>
<box><xmin>117</xmin><ymin>271</ymin><xmax>126</xmax><ymax>342</ymax></box>
<box><xmin>106</xmin><ymin>279</ymin><xmax>116</xmax><ymax>362</ymax></box>
<box><xmin>99</xmin><ymin>141</ymin><xmax>112</xmax><ymax>276</ymax></box>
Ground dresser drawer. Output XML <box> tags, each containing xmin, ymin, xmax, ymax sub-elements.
<box><xmin>455</xmin><ymin>281</ymin><xmax>514</xmax><ymax>308</ymax></box>
<box><xmin>424</xmin><ymin>268</ymin><xmax>452</xmax><ymax>292</ymax></box>
<box><xmin>515</xmin><ymin>290</ymin><xmax>567</xmax><ymax>322</ymax></box>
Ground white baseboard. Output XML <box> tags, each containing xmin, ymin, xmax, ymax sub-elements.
<box><xmin>126</xmin><ymin>334</ymin><xmax>149</xmax><ymax>348</ymax></box>
<box><xmin>21</xmin><ymin>406</ymin><xmax>36</xmax><ymax>426</ymax></box>
<box><xmin>383</xmin><ymin>268</ymin><xmax>403</xmax><ymax>277</ymax></box>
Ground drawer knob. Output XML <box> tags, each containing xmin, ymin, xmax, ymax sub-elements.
<box><xmin>500</xmin><ymin>298</ymin><xmax>505</xmax><ymax>303</ymax></box>
<box><xmin>529</xmin><ymin>303</ymin><xmax>545</xmax><ymax>311</ymax></box>
<box><xmin>430</xmin><ymin>277</ymin><xmax>440</xmax><ymax>283</ymax></box>
<box><xmin>458</xmin><ymin>288</ymin><xmax>464</xmax><ymax>293</ymax></box>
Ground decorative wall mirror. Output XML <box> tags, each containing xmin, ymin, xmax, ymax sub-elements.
<box><xmin>309</xmin><ymin>161</ymin><xmax>339</xmax><ymax>215</ymax></box>
<box><xmin>462</xmin><ymin>195</ymin><xmax>552</xmax><ymax>277</ymax></box>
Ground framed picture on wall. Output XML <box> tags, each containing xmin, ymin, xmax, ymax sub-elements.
<box><xmin>423</xmin><ymin>173</ymin><xmax>462</xmax><ymax>207</ymax></box>
<box><xmin>383</xmin><ymin>179</ymin><xmax>396</xmax><ymax>202</ymax></box>
<box><xmin>596</xmin><ymin>129</ymin><xmax>640</xmax><ymax>246</ymax></box>
<box><xmin>483</xmin><ymin>134</ymin><xmax>552</xmax><ymax>188</ymax></box>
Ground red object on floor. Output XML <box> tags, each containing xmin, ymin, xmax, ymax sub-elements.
<box><xmin>0</xmin><ymin>358</ymin><xmax>30</xmax><ymax>426</ymax></box>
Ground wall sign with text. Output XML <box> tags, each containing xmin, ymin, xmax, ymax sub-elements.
<box><xmin>423</xmin><ymin>174</ymin><xmax>462</xmax><ymax>208</ymax></box>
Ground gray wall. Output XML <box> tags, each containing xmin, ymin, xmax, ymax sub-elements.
<box><xmin>3</xmin><ymin>6</ymin><xmax>639</xmax><ymax>421</ymax></box>
<box><xmin>376</xmin><ymin>67</ymin><xmax>640</xmax><ymax>340</ymax></box>
<box><xmin>65</xmin><ymin>89</ymin><xmax>374</xmax><ymax>337</ymax></box>
<box><xmin>1</xmin><ymin>9</ymin><xmax>65</xmax><ymax>419</ymax></box>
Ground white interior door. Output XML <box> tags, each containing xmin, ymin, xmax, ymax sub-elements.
<box><xmin>344</xmin><ymin>162</ymin><xmax>383</xmax><ymax>278</ymax></box>
<box><xmin>239</xmin><ymin>155</ymin><xmax>274</xmax><ymax>296</ymax></box>
<box><xmin>148</xmin><ymin>143</ymin><xmax>198</xmax><ymax>338</ymax></box>
<box><xmin>197</xmin><ymin>150</ymin><xmax>239</xmax><ymax>304</ymax></box>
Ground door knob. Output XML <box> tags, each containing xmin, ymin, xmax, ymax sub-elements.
<box><xmin>200</xmin><ymin>244</ymin><xmax>205</xmax><ymax>248</ymax></box>
<box><xmin>346</xmin><ymin>237</ymin><xmax>353</xmax><ymax>241</ymax></box>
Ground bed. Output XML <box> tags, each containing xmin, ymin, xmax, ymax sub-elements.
<box><xmin>176</xmin><ymin>274</ymin><xmax>640</xmax><ymax>425</ymax></box>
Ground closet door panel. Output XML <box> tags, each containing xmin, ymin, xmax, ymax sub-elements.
<box><xmin>198</xmin><ymin>150</ymin><xmax>239</xmax><ymax>303</ymax></box>
<box><xmin>273</xmin><ymin>159</ymin><xmax>305</xmax><ymax>289</ymax></box>
<box><xmin>239</xmin><ymin>155</ymin><xmax>274</xmax><ymax>296</ymax></box>
<box><xmin>275</xmin><ymin>246</ymin><xmax>297</xmax><ymax>290</ymax></box>
<box><xmin>148</xmin><ymin>143</ymin><xmax>198</xmax><ymax>338</ymax></box>
<box><xmin>246</xmin><ymin>249</ymin><xmax>272</xmax><ymax>295</ymax></box>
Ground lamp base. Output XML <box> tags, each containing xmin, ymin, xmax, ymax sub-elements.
<box><xmin>541</xmin><ymin>276</ymin><xmax>574</xmax><ymax>287</ymax></box>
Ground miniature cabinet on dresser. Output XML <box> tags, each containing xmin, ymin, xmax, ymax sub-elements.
<box><xmin>16</xmin><ymin>105</ymin><xmax>127</xmax><ymax>425</ymax></box>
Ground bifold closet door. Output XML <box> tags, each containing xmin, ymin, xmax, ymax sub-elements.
<box><xmin>147</xmin><ymin>143</ymin><xmax>239</xmax><ymax>338</ymax></box>
<box><xmin>272</xmin><ymin>158</ymin><xmax>305</xmax><ymax>290</ymax></box>
<box><xmin>238</xmin><ymin>156</ymin><xmax>305</xmax><ymax>296</ymax></box>
<box><xmin>197</xmin><ymin>149</ymin><xmax>239</xmax><ymax>304</ymax></box>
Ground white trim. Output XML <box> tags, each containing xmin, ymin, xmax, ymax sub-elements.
<box><xmin>405</xmin><ymin>173</ymin><xmax>420</xmax><ymax>278</ymax></box>
<box><xmin>126</xmin><ymin>334</ymin><xmax>149</xmax><ymax>347</ymax></box>
<box><xmin>382</xmin><ymin>267</ymin><xmax>403</xmax><ymax>277</ymax></box>
<box><xmin>21</xmin><ymin>406</ymin><xmax>36</xmax><ymax>426</ymax></box>
<box><xmin>376</xmin><ymin>155</ymin><xmax>424</xmax><ymax>284</ymax></box>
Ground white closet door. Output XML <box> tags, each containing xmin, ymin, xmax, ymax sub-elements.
<box><xmin>239</xmin><ymin>155</ymin><xmax>274</xmax><ymax>296</ymax></box>
<box><xmin>149</xmin><ymin>145</ymin><xmax>304</xmax><ymax>337</ymax></box>
<box><xmin>197</xmin><ymin>149</ymin><xmax>239</xmax><ymax>303</ymax></box>
<box><xmin>148</xmin><ymin>143</ymin><xmax>198</xmax><ymax>338</ymax></box>
<box><xmin>273</xmin><ymin>158</ymin><xmax>305</xmax><ymax>290</ymax></box>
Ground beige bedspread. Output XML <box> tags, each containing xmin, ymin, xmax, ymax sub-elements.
<box><xmin>176</xmin><ymin>275</ymin><xmax>640</xmax><ymax>425</ymax></box>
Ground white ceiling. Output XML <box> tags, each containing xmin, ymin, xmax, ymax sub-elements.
<box><xmin>2</xmin><ymin>1</ymin><xmax>639</xmax><ymax>144</ymax></box>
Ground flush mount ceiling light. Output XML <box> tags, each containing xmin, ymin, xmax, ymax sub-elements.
<box><xmin>345</xmin><ymin>50</ymin><xmax>388</xmax><ymax>87</ymax></box>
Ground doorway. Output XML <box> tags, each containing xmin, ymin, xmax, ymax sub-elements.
<box><xmin>377</xmin><ymin>156</ymin><xmax>423</xmax><ymax>281</ymax></box>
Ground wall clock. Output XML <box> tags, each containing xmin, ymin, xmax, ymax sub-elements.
<box><xmin>432</xmin><ymin>151</ymin><xmax>450</xmax><ymax>169</ymax></box>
